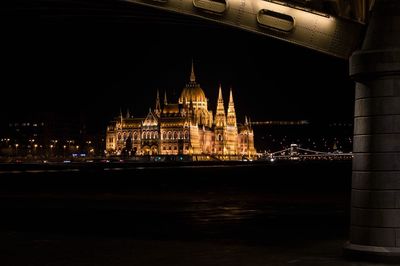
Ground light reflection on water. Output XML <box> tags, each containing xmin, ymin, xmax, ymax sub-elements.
<box><xmin>0</xmin><ymin>169</ymin><xmax>80</xmax><ymax>174</ymax></box>
<box><xmin>0</xmin><ymin>162</ymin><xmax>350</xmax><ymax>238</ymax></box>
<box><xmin>188</xmin><ymin>202</ymin><xmax>261</xmax><ymax>223</ymax></box>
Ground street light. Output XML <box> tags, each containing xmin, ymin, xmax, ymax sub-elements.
<box><xmin>32</xmin><ymin>144</ymin><xmax>38</xmax><ymax>158</ymax></box>
<box><xmin>50</xmin><ymin>144</ymin><xmax>54</xmax><ymax>158</ymax></box>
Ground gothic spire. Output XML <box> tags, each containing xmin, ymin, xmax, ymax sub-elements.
<box><xmin>216</xmin><ymin>84</ymin><xmax>225</xmax><ymax>115</ymax></box>
<box><xmin>126</xmin><ymin>108</ymin><xmax>131</xmax><ymax>119</ymax></box>
<box><xmin>229</xmin><ymin>88</ymin><xmax>234</xmax><ymax>105</ymax></box>
<box><xmin>227</xmin><ymin>88</ymin><xmax>237</xmax><ymax>127</ymax></box>
<box><xmin>215</xmin><ymin>84</ymin><xmax>226</xmax><ymax>127</ymax></box>
<box><xmin>155</xmin><ymin>89</ymin><xmax>161</xmax><ymax>115</ymax></box>
<box><xmin>164</xmin><ymin>90</ymin><xmax>168</xmax><ymax>105</ymax></box>
<box><xmin>190</xmin><ymin>59</ymin><xmax>196</xmax><ymax>82</ymax></box>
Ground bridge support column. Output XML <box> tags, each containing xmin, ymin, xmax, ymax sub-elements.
<box><xmin>344</xmin><ymin>0</ymin><xmax>400</xmax><ymax>262</ymax></box>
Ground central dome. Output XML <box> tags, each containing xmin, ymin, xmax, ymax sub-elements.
<box><xmin>179</xmin><ymin>84</ymin><xmax>206</xmax><ymax>104</ymax></box>
<box><xmin>178</xmin><ymin>60</ymin><xmax>207</xmax><ymax>105</ymax></box>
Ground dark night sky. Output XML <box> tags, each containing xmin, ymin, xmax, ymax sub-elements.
<box><xmin>2</xmin><ymin>2</ymin><xmax>355</xmax><ymax>133</ymax></box>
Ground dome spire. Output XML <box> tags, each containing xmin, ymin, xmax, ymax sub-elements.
<box><xmin>190</xmin><ymin>59</ymin><xmax>196</xmax><ymax>82</ymax></box>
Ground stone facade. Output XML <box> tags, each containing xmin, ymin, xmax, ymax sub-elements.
<box><xmin>106</xmin><ymin>62</ymin><xmax>256</xmax><ymax>159</ymax></box>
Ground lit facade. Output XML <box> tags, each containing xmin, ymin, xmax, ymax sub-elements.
<box><xmin>106</xmin><ymin>62</ymin><xmax>256</xmax><ymax>159</ymax></box>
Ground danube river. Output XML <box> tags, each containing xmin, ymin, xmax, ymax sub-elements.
<box><xmin>0</xmin><ymin>161</ymin><xmax>368</xmax><ymax>265</ymax></box>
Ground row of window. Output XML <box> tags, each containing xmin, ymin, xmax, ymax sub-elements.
<box><xmin>113</xmin><ymin>130</ymin><xmax>191</xmax><ymax>141</ymax></box>
<box><xmin>162</xmin><ymin>131</ymin><xmax>189</xmax><ymax>140</ymax></box>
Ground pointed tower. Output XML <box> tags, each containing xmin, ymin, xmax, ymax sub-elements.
<box><xmin>214</xmin><ymin>84</ymin><xmax>226</xmax><ymax>156</ymax></box>
<box><xmin>227</xmin><ymin>88</ymin><xmax>237</xmax><ymax>127</ymax></box>
<box><xmin>164</xmin><ymin>90</ymin><xmax>168</xmax><ymax>105</ymax></box>
<box><xmin>225</xmin><ymin>88</ymin><xmax>238</xmax><ymax>155</ymax></box>
<box><xmin>214</xmin><ymin>84</ymin><xmax>226</xmax><ymax>127</ymax></box>
<box><xmin>126</xmin><ymin>108</ymin><xmax>131</xmax><ymax>119</ymax></box>
<box><xmin>155</xmin><ymin>89</ymin><xmax>161</xmax><ymax>116</ymax></box>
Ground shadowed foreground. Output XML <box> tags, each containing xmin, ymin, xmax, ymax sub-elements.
<box><xmin>0</xmin><ymin>161</ymin><xmax>388</xmax><ymax>265</ymax></box>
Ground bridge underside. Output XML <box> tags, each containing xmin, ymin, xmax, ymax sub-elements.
<box><xmin>19</xmin><ymin>0</ymin><xmax>370</xmax><ymax>59</ymax></box>
<box><xmin>123</xmin><ymin>0</ymin><xmax>366</xmax><ymax>59</ymax></box>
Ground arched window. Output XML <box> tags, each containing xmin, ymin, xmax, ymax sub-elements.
<box><xmin>154</xmin><ymin>132</ymin><xmax>158</xmax><ymax>139</ymax></box>
<box><xmin>133</xmin><ymin>131</ymin><xmax>138</xmax><ymax>140</ymax></box>
<box><xmin>162</xmin><ymin>132</ymin><xmax>167</xmax><ymax>140</ymax></box>
<box><xmin>168</xmin><ymin>131</ymin><xmax>172</xmax><ymax>140</ymax></box>
<box><xmin>173</xmin><ymin>131</ymin><xmax>178</xmax><ymax>139</ymax></box>
<box><xmin>146</xmin><ymin>132</ymin><xmax>150</xmax><ymax>139</ymax></box>
<box><xmin>184</xmin><ymin>131</ymin><xmax>189</xmax><ymax>139</ymax></box>
<box><xmin>218</xmin><ymin>134</ymin><xmax>222</xmax><ymax>141</ymax></box>
<box><xmin>118</xmin><ymin>133</ymin><xmax>121</xmax><ymax>140</ymax></box>
<box><xmin>142</xmin><ymin>132</ymin><xmax>146</xmax><ymax>139</ymax></box>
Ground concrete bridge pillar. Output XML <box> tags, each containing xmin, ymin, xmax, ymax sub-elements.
<box><xmin>344</xmin><ymin>0</ymin><xmax>400</xmax><ymax>262</ymax></box>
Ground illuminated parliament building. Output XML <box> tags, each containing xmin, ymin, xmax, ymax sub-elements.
<box><xmin>106</xmin><ymin>62</ymin><xmax>256</xmax><ymax>159</ymax></box>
